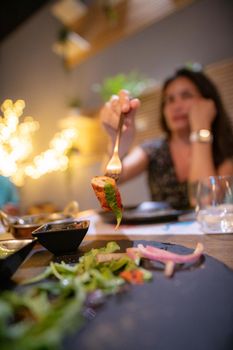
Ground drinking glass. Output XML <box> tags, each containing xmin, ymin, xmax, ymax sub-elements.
<box><xmin>196</xmin><ymin>176</ymin><xmax>233</xmax><ymax>233</ymax></box>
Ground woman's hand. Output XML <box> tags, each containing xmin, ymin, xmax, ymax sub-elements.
<box><xmin>189</xmin><ymin>98</ymin><xmax>217</xmax><ymax>131</ymax></box>
<box><xmin>100</xmin><ymin>90</ymin><xmax>140</xmax><ymax>157</ymax></box>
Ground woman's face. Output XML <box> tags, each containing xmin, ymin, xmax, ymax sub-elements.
<box><xmin>163</xmin><ymin>77</ymin><xmax>201</xmax><ymax>133</ymax></box>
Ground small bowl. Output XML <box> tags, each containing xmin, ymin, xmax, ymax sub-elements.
<box><xmin>10</xmin><ymin>213</ymin><xmax>73</xmax><ymax>239</ymax></box>
<box><xmin>0</xmin><ymin>239</ymin><xmax>37</xmax><ymax>283</ymax></box>
<box><xmin>32</xmin><ymin>219</ymin><xmax>90</xmax><ymax>255</ymax></box>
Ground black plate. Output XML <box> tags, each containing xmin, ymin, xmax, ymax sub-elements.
<box><xmin>0</xmin><ymin>239</ymin><xmax>36</xmax><ymax>282</ymax></box>
<box><xmin>63</xmin><ymin>240</ymin><xmax>233</xmax><ymax>350</ymax></box>
<box><xmin>100</xmin><ymin>202</ymin><xmax>188</xmax><ymax>225</ymax></box>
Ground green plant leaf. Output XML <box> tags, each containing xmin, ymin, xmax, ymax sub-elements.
<box><xmin>93</xmin><ymin>71</ymin><xmax>155</xmax><ymax>101</ymax></box>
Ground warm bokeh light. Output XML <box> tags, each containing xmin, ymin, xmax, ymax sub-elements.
<box><xmin>0</xmin><ymin>99</ymin><xmax>78</xmax><ymax>186</ymax></box>
<box><xmin>0</xmin><ymin>99</ymin><xmax>39</xmax><ymax>184</ymax></box>
<box><xmin>24</xmin><ymin>128</ymin><xmax>78</xmax><ymax>179</ymax></box>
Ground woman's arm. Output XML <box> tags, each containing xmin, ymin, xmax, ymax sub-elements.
<box><xmin>119</xmin><ymin>146</ymin><xmax>149</xmax><ymax>183</ymax></box>
<box><xmin>101</xmin><ymin>144</ymin><xmax>149</xmax><ymax>183</ymax></box>
<box><xmin>188</xmin><ymin>98</ymin><xmax>219</xmax><ymax>181</ymax></box>
<box><xmin>187</xmin><ymin>98</ymin><xmax>233</xmax><ymax>206</ymax></box>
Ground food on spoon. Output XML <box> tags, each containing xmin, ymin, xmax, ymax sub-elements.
<box><xmin>91</xmin><ymin>176</ymin><xmax>123</xmax><ymax>229</ymax></box>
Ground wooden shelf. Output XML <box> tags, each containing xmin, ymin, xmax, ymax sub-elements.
<box><xmin>64</xmin><ymin>0</ymin><xmax>196</xmax><ymax>68</ymax></box>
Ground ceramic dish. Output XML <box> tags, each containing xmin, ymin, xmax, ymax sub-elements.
<box><xmin>32</xmin><ymin>220</ymin><xmax>90</xmax><ymax>255</ymax></box>
<box><xmin>0</xmin><ymin>212</ymin><xmax>74</xmax><ymax>240</ymax></box>
<box><xmin>0</xmin><ymin>239</ymin><xmax>36</xmax><ymax>282</ymax></box>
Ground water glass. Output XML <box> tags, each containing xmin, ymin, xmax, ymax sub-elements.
<box><xmin>196</xmin><ymin>176</ymin><xmax>233</xmax><ymax>233</ymax></box>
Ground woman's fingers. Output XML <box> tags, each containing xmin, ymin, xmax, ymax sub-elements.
<box><xmin>119</xmin><ymin>90</ymin><xmax>131</xmax><ymax>113</ymax></box>
<box><xmin>130</xmin><ymin>98</ymin><xmax>141</xmax><ymax>110</ymax></box>
<box><xmin>109</xmin><ymin>94</ymin><xmax>121</xmax><ymax>116</ymax></box>
<box><xmin>101</xmin><ymin>101</ymin><xmax>120</xmax><ymax>130</ymax></box>
<box><xmin>101</xmin><ymin>91</ymin><xmax>140</xmax><ymax>132</ymax></box>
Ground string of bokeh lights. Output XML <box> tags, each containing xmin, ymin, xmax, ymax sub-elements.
<box><xmin>0</xmin><ymin>99</ymin><xmax>78</xmax><ymax>186</ymax></box>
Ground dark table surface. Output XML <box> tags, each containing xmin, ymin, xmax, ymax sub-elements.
<box><xmin>8</xmin><ymin>238</ymin><xmax>233</xmax><ymax>350</ymax></box>
<box><xmin>1</xmin><ymin>220</ymin><xmax>233</xmax><ymax>350</ymax></box>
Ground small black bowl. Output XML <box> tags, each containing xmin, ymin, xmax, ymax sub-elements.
<box><xmin>0</xmin><ymin>239</ymin><xmax>37</xmax><ymax>282</ymax></box>
<box><xmin>32</xmin><ymin>219</ymin><xmax>90</xmax><ymax>255</ymax></box>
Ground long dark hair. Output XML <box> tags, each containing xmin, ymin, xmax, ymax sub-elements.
<box><xmin>159</xmin><ymin>68</ymin><xmax>233</xmax><ymax>166</ymax></box>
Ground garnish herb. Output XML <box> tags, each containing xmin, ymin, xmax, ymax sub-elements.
<box><xmin>104</xmin><ymin>183</ymin><xmax>122</xmax><ymax>228</ymax></box>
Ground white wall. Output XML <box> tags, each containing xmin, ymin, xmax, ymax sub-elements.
<box><xmin>0</xmin><ymin>0</ymin><xmax>233</xmax><ymax>212</ymax></box>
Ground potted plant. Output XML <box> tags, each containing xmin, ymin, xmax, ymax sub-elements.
<box><xmin>92</xmin><ymin>71</ymin><xmax>156</xmax><ymax>102</ymax></box>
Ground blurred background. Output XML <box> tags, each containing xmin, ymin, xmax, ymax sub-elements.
<box><xmin>0</xmin><ymin>0</ymin><xmax>232</xmax><ymax>213</ymax></box>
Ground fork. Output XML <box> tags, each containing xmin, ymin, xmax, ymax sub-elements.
<box><xmin>105</xmin><ymin>113</ymin><xmax>125</xmax><ymax>181</ymax></box>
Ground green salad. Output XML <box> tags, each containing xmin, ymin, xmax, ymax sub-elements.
<box><xmin>0</xmin><ymin>242</ymin><xmax>152</xmax><ymax>350</ymax></box>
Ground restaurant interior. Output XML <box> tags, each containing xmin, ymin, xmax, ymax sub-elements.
<box><xmin>0</xmin><ymin>1</ymin><xmax>233</xmax><ymax>349</ymax></box>
<box><xmin>0</xmin><ymin>0</ymin><xmax>232</xmax><ymax>213</ymax></box>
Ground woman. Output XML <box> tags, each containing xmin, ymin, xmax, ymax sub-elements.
<box><xmin>100</xmin><ymin>68</ymin><xmax>233</xmax><ymax>209</ymax></box>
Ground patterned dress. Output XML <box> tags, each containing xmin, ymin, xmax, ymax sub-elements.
<box><xmin>141</xmin><ymin>138</ymin><xmax>190</xmax><ymax>209</ymax></box>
